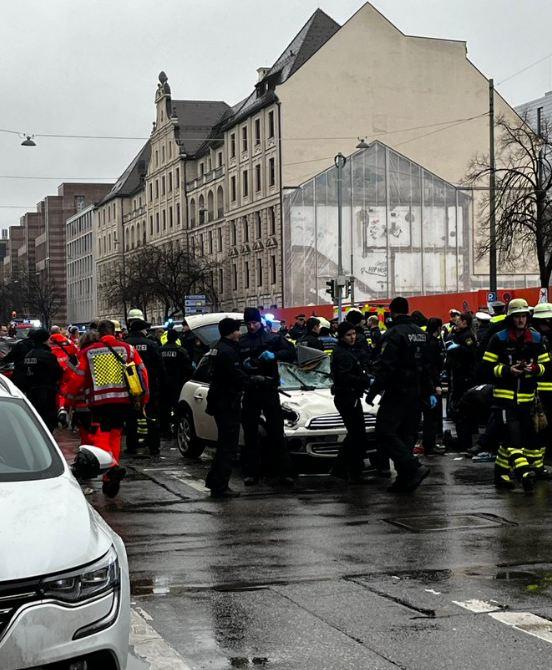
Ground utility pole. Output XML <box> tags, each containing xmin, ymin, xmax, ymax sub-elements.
<box><xmin>335</xmin><ymin>153</ymin><xmax>347</xmax><ymax>322</ymax></box>
<box><xmin>489</xmin><ymin>78</ymin><xmax>497</xmax><ymax>292</ymax></box>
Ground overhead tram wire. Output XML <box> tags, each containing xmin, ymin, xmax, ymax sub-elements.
<box><xmin>497</xmin><ymin>50</ymin><xmax>552</xmax><ymax>86</ymax></box>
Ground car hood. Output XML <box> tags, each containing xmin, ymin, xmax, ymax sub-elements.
<box><xmin>0</xmin><ymin>473</ymin><xmax>112</xmax><ymax>581</ymax></box>
<box><xmin>282</xmin><ymin>388</ymin><xmax>379</xmax><ymax>421</ymax></box>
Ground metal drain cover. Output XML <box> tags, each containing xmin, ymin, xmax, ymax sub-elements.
<box><xmin>384</xmin><ymin>513</ymin><xmax>516</xmax><ymax>533</ymax></box>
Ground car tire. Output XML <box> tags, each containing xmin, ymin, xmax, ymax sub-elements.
<box><xmin>176</xmin><ymin>409</ymin><xmax>206</xmax><ymax>459</ymax></box>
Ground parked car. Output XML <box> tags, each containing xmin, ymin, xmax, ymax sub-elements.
<box><xmin>176</xmin><ymin>317</ymin><xmax>379</xmax><ymax>470</ymax></box>
<box><xmin>0</xmin><ymin>373</ymin><xmax>130</xmax><ymax>670</ymax></box>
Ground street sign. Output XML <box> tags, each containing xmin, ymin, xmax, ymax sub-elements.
<box><xmin>487</xmin><ymin>291</ymin><xmax>497</xmax><ymax>304</ymax></box>
<box><xmin>184</xmin><ymin>294</ymin><xmax>208</xmax><ymax>316</ymax></box>
<box><xmin>539</xmin><ymin>287</ymin><xmax>548</xmax><ymax>303</ymax></box>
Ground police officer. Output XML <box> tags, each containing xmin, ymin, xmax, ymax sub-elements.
<box><xmin>446</xmin><ymin>311</ymin><xmax>478</xmax><ymax>416</ymax></box>
<box><xmin>205</xmin><ymin>318</ymin><xmax>250</xmax><ymax>498</ymax></box>
<box><xmin>366</xmin><ymin>297</ymin><xmax>433</xmax><ymax>493</ymax></box>
<box><xmin>299</xmin><ymin>317</ymin><xmax>324</xmax><ymax>351</ymax></box>
<box><xmin>482</xmin><ymin>298</ymin><xmax>549</xmax><ymax>490</ymax></box>
<box><xmin>125</xmin><ymin>318</ymin><xmax>164</xmax><ymax>456</ymax></box>
<box><xmin>330</xmin><ymin>321</ymin><xmax>372</xmax><ymax>482</ymax></box>
<box><xmin>239</xmin><ymin>307</ymin><xmax>295</xmax><ymax>485</ymax></box>
<box><xmin>160</xmin><ymin>328</ymin><xmax>194</xmax><ymax>435</ymax></box>
<box><xmin>288</xmin><ymin>314</ymin><xmax>307</xmax><ymax>341</ymax></box>
<box><xmin>345</xmin><ymin>309</ymin><xmax>372</xmax><ymax>370</ymax></box>
<box><xmin>1</xmin><ymin>329</ymin><xmax>36</xmax><ymax>390</ymax></box>
<box><xmin>366</xmin><ymin>315</ymin><xmax>383</xmax><ymax>357</ymax></box>
<box><xmin>478</xmin><ymin>300</ymin><xmax>507</xmax><ymax>354</ymax></box>
<box><xmin>20</xmin><ymin>328</ymin><xmax>62</xmax><ymax>431</ymax></box>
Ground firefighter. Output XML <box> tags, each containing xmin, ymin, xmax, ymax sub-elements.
<box><xmin>318</xmin><ymin>317</ymin><xmax>337</xmax><ymax>355</ymax></box>
<box><xmin>125</xmin><ymin>319</ymin><xmax>164</xmax><ymax>456</ymax></box>
<box><xmin>529</xmin><ymin>302</ymin><xmax>552</xmax><ymax>478</ymax></box>
<box><xmin>65</xmin><ymin>319</ymin><xmax>149</xmax><ymax>497</ymax></box>
<box><xmin>299</xmin><ymin>317</ymin><xmax>324</xmax><ymax>351</ymax></box>
<box><xmin>288</xmin><ymin>314</ymin><xmax>307</xmax><ymax>341</ymax></box>
<box><xmin>481</xmin><ymin>298</ymin><xmax>549</xmax><ymax>490</ymax></box>
<box><xmin>478</xmin><ymin>300</ymin><xmax>507</xmax><ymax>354</ymax></box>
<box><xmin>204</xmin><ymin>318</ymin><xmax>250</xmax><ymax>498</ymax></box>
<box><xmin>442</xmin><ymin>309</ymin><xmax>461</xmax><ymax>338</ymax></box>
<box><xmin>160</xmin><ymin>328</ymin><xmax>194</xmax><ymax>435</ymax></box>
<box><xmin>20</xmin><ymin>328</ymin><xmax>63</xmax><ymax>431</ymax></box>
<box><xmin>366</xmin><ymin>297</ymin><xmax>433</xmax><ymax>493</ymax></box>
<box><xmin>330</xmin><ymin>321</ymin><xmax>373</xmax><ymax>482</ymax></box>
<box><xmin>239</xmin><ymin>307</ymin><xmax>295</xmax><ymax>485</ymax></box>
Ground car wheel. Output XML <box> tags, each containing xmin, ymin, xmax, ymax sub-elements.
<box><xmin>176</xmin><ymin>409</ymin><xmax>206</xmax><ymax>458</ymax></box>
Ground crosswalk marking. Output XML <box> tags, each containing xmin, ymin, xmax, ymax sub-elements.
<box><xmin>130</xmin><ymin>607</ymin><xmax>193</xmax><ymax>669</ymax></box>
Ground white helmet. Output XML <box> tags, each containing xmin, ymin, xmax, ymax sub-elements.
<box><xmin>127</xmin><ymin>308</ymin><xmax>144</xmax><ymax>321</ymax></box>
<box><xmin>317</xmin><ymin>317</ymin><xmax>331</xmax><ymax>330</ymax></box>
<box><xmin>507</xmin><ymin>298</ymin><xmax>530</xmax><ymax>316</ymax></box>
<box><xmin>532</xmin><ymin>302</ymin><xmax>552</xmax><ymax>319</ymax></box>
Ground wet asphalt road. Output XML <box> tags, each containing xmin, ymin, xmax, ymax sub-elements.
<box><xmin>58</xmin><ymin>432</ymin><xmax>552</xmax><ymax>669</ymax></box>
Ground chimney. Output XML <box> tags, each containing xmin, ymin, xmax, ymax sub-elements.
<box><xmin>257</xmin><ymin>67</ymin><xmax>270</xmax><ymax>82</ymax></box>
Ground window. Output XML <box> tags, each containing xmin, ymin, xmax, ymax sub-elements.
<box><xmin>156</xmin><ymin>212</ymin><xmax>160</xmax><ymax>233</ymax></box>
<box><xmin>149</xmin><ymin>183</ymin><xmax>153</xmax><ymax>201</ymax></box>
<box><xmin>230</xmin><ymin>133</ymin><xmax>236</xmax><ymax>158</ymax></box>
<box><xmin>255</xmin><ymin>212</ymin><xmax>262</xmax><ymax>238</ymax></box>
<box><xmin>218</xmin><ymin>227</ymin><xmax>223</xmax><ymax>251</ymax></box>
<box><xmin>200</xmin><ymin>163</ymin><xmax>204</xmax><ymax>176</ymax></box>
<box><xmin>75</xmin><ymin>195</ymin><xmax>86</xmax><ymax>211</ymax></box>
<box><xmin>231</xmin><ymin>221</ymin><xmax>237</xmax><ymax>246</ymax></box>
<box><xmin>216</xmin><ymin>186</ymin><xmax>224</xmax><ymax>218</ymax></box>
<box><xmin>142</xmin><ymin>221</ymin><xmax>146</xmax><ymax>244</ymax></box>
<box><xmin>200</xmin><ymin>234</ymin><xmax>204</xmax><ymax>256</ymax></box>
<box><xmin>243</xmin><ymin>217</ymin><xmax>249</xmax><ymax>242</ymax></box>
<box><xmin>176</xmin><ymin>167</ymin><xmax>180</xmax><ymax>185</ymax></box>
<box><xmin>245</xmin><ymin>261</ymin><xmax>250</xmax><ymax>288</ymax></box>
<box><xmin>269</xmin><ymin>206</ymin><xmax>276</xmax><ymax>235</ymax></box>
<box><xmin>190</xmin><ymin>199</ymin><xmax>196</xmax><ymax>228</ymax></box>
<box><xmin>242</xmin><ymin>170</ymin><xmax>249</xmax><ymax>198</ymax></box>
<box><xmin>162</xmin><ymin>210</ymin><xmax>166</xmax><ymax>230</ymax></box>
<box><xmin>169</xmin><ymin>142</ymin><xmax>172</xmax><ymax>158</ymax></box>
<box><xmin>162</xmin><ymin>176</ymin><xmax>166</xmax><ymax>196</ymax></box>
<box><xmin>149</xmin><ymin>215</ymin><xmax>153</xmax><ymax>236</ymax></box>
<box><xmin>255</xmin><ymin>164</ymin><xmax>261</xmax><ymax>192</ymax></box>
<box><xmin>219</xmin><ymin>268</ymin><xmax>224</xmax><ymax>292</ymax></box>
<box><xmin>233</xmin><ymin>263</ymin><xmax>237</xmax><ymax>290</ymax></box>
<box><xmin>208</xmin><ymin>230</ymin><xmax>213</xmax><ymax>254</ymax></box>
<box><xmin>168</xmin><ymin>172</ymin><xmax>172</xmax><ymax>191</ymax></box>
<box><xmin>169</xmin><ymin>206</ymin><xmax>173</xmax><ymax>228</ymax></box>
<box><xmin>269</xmin><ymin>158</ymin><xmax>275</xmax><ymax>187</ymax></box>
<box><xmin>255</xmin><ymin>118</ymin><xmax>261</xmax><ymax>145</ymax></box>
<box><xmin>268</xmin><ymin>110</ymin><xmax>275</xmax><ymax>138</ymax></box>
<box><xmin>155</xmin><ymin>150</ymin><xmax>158</xmax><ymax>167</ymax></box>
<box><xmin>538</xmin><ymin>106</ymin><xmax>544</xmax><ymax>135</ymax></box>
<box><xmin>155</xmin><ymin>180</ymin><xmax>159</xmax><ymax>198</ymax></box>
<box><xmin>217</xmin><ymin>152</ymin><xmax>223</xmax><ymax>167</ymax></box>
<box><xmin>176</xmin><ymin>202</ymin><xmax>180</xmax><ymax>225</ymax></box>
<box><xmin>207</xmin><ymin>191</ymin><xmax>214</xmax><ymax>222</ymax></box>
<box><xmin>162</xmin><ymin>145</ymin><xmax>165</xmax><ymax>163</ymax></box>
<box><xmin>231</xmin><ymin>175</ymin><xmax>237</xmax><ymax>201</ymax></box>
<box><xmin>257</xmin><ymin>258</ymin><xmax>262</xmax><ymax>287</ymax></box>
<box><xmin>271</xmin><ymin>255</ymin><xmax>276</xmax><ymax>284</ymax></box>
<box><xmin>241</xmin><ymin>127</ymin><xmax>248</xmax><ymax>153</ymax></box>
<box><xmin>199</xmin><ymin>194</ymin><xmax>205</xmax><ymax>224</ymax></box>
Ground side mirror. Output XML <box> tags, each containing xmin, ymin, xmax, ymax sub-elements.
<box><xmin>72</xmin><ymin>445</ymin><xmax>115</xmax><ymax>480</ymax></box>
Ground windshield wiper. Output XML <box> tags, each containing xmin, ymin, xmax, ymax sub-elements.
<box><xmin>283</xmin><ymin>365</ymin><xmax>316</xmax><ymax>391</ymax></box>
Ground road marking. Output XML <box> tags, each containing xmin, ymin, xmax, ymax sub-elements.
<box><xmin>131</xmin><ymin>607</ymin><xmax>193</xmax><ymax>669</ymax></box>
<box><xmin>425</xmin><ymin>588</ymin><xmax>441</xmax><ymax>595</ymax></box>
<box><xmin>489</xmin><ymin>611</ymin><xmax>552</xmax><ymax>644</ymax></box>
<box><xmin>452</xmin><ymin>599</ymin><xmax>502</xmax><ymax>613</ymax></box>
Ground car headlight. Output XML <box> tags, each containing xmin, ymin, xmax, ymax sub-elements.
<box><xmin>41</xmin><ymin>546</ymin><xmax>119</xmax><ymax>604</ymax></box>
<box><xmin>282</xmin><ymin>402</ymin><xmax>301</xmax><ymax>427</ymax></box>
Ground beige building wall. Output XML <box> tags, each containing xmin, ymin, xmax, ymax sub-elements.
<box><xmin>276</xmin><ymin>2</ymin><xmax>537</xmax><ymax>284</ymax></box>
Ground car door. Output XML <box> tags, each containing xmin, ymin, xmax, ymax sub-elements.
<box><xmin>187</xmin><ymin>356</ymin><xmax>218</xmax><ymax>442</ymax></box>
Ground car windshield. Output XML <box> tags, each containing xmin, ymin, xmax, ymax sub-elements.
<box><xmin>0</xmin><ymin>398</ymin><xmax>65</xmax><ymax>482</ymax></box>
<box><xmin>193</xmin><ymin>322</ymin><xmax>247</xmax><ymax>347</ymax></box>
<box><xmin>279</xmin><ymin>357</ymin><xmax>332</xmax><ymax>391</ymax></box>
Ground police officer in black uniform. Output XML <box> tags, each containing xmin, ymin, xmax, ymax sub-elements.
<box><xmin>160</xmin><ymin>328</ymin><xmax>194</xmax><ymax>435</ymax></box>
<box><xmin>239</xmin><ymin>307</ymin><xmax>295</xmax><ymax>485</ymax></box>
<box><xmin>125</xmin><ymin>319</ymin><xmax>164</xmax><ymax>455</ymax></box>
<box><xmin>20</xmin><ymin>328</ymin><xmax>62</xmax><ymax>431</ymax></box>
<box><xmin>2</xmin><ymin>329</ymin><xmax>36</xmax><ymax>390</ymax></box>
<box><xmin>345</xmin><ymin>309</ymin><xmax>372</xmax><ymax>371</ymax></box>
<box><xmin>447</xmin><ymin>311</ymin><xmax>478</xmax><ymax>417</ymax></box>
<box><xmin>299</xmin><ymin>317</ymin><xmax>324</xmax><ymax>351</ymax></box>
<box><xmin>205</xmin><ymin>318</ymin><xmax>251</xmax><ymax>498</ymax></box>
<box><xmin>366</xmin><ymin>297</ymin><xmax>433</xmax><ymax>493</ymax></box>
<box><xmin>330</xmin><ymin>321</ymin><xmax>372</xmax><ymax>482</ymax></box>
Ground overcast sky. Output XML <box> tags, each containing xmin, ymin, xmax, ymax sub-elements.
<box><xmin>1</xmin><ymin>0</ymin><xmax>552</xmax><ymax>232</ymax></box>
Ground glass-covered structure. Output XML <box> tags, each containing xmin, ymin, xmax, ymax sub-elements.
<box><xmin>283</xmin><ymin>141</ymin><xmax>472</xmax><ymax>306</ymax></box>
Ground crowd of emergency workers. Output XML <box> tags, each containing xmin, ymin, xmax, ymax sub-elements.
<box><xmin>1</xmin><ymin>294</ymin><xmax>551</xmax><ymax>499</ymax></box>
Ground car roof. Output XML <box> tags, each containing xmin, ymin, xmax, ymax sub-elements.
<box><xmin>185</xmin><ymin>312</ymin><xmax>243</xmax><ymax>329</ymax></box>
<box><xmin>0</xmin><ymin>373</ymin><xmax>25</xmax><ymax>399</ymax></box>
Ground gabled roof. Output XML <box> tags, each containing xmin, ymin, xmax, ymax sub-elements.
<box><xmin>264</xmin><ymin>8</ymin><xmax>340</xmax><ymax>83</ymax></box>
<box><xmin>99</xmin><ymin>141</ymin><xmax>151</xmax><ymax>205</ymax></box>
<box><xmin>171</xmin><ymin>100</ymin><xmax>232</xmax><ymax>155</ymax></box>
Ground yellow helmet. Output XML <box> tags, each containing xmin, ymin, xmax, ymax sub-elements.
<box><xmin>532</xmin><ymin>302</ymin><xmax>552</xmax><ymax>319</ymax></box>
<box><xmin>507</xmin><ymin>298</ymin><xmax>530</xmax><ymax>316</ymax></box>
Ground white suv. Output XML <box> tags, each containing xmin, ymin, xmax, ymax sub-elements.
<box><xmin>0</xmin><ymin>374</ymin><xmax>130</xmax><ymax>670</ymax></box>
<box><xmin>176</xmin><ymin>314</ymin><xmax>378</xmax><ymax>467</ymax></box>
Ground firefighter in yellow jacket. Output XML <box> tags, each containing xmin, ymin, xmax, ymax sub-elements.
<box><xmin>482</xmin><ymin>298</ymin><xmax>550</xmax><ymax>491</ymax></box>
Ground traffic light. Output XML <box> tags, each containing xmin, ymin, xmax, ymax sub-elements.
<box><xmin>344</xmin><ymin>278</ymin><xmax>354</xmax><ymax>299</ymax></box>
<box><xmin>325</xmin><ymin>279</ymin><xmax>336</xmax><ymax>302</ymax></box>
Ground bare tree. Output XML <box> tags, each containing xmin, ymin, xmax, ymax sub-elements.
<box><xmin>22</xmin><ymin>272</ymin><xmax>64</xmax><ymax>329</ymax></box>
<box><xmin>465</xmin><ymin>113</ymin><xmax>552</xmax><ymax>286</ymax></box>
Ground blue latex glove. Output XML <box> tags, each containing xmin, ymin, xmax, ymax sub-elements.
<box><xmin>259</xmin><ymin>350</ymin><xmax>276</xmax><ymax>362</ymax></box>
<box><xmin>429</xmin><ymin>395</ymin><xmax>438</xmax><ymax>409</ymax></box>
<box><xmin>446</xmin><ymin>342</ymin><xmax>460</xmax><ymax>351</ymax></box>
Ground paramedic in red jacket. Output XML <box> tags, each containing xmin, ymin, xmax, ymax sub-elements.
<box><xmin>65</xmin><ymin>319</ymin><xmax>149</xmax><ymax>497</ymax></box>
<box><xmin>50</xmin><ymin>331</ymin><xmax>79</xmax><ymax>422</ymax></box>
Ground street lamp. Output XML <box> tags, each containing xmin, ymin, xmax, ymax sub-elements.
<box><xmin>334</xmin><ymin>152</ymin><xmax>347</xmax><ymax>322</ymax></box>
<box><xmin>356</xmin><ymin>137</ymin><xmax>370</xmax><ymax>149</ymax></box>
<box><xmin>21</xmin><ymin>135</ymin><xmax>36</xmax><ymax>147</ymax></box>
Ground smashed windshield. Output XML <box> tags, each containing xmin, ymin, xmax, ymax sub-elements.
<box><xmin>278</xmin><ymin>357</ymin><xmax>332</xmax><ymax>391</ymax></box>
